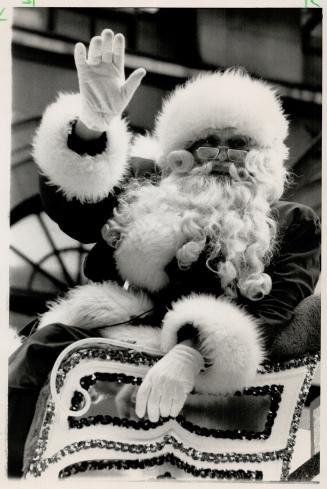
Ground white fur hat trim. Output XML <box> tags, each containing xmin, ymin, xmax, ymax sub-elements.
<box><xmin>155</xmin><ymin>69</ymin><xmax>289</xmax><ymax>161</ymax></box>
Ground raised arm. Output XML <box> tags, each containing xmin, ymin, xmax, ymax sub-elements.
<box><xmin>33</xmin><ymin>30</ymin><xmax>146</xmax><ymax>242</ymax></box>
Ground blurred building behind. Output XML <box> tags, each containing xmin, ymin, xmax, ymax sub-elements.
<box><xmin>10</xmin><ymin>7</ymin><xmax>322</xmax><ymax>324</ymax></box>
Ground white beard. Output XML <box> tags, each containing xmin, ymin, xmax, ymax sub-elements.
<box><xmin>111</xmin><ymin>168</ymin><xmax>276</xmax><ymax>297</ymax></box>
<box><xmin>113</xmin><ymin>177</ymin><xmax>187</xmax><ymax>292</ymax></box>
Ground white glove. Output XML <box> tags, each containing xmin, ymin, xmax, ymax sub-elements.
<box><xmin>135</xmin><ymin>344</ymin><xmax>204</xmax><ymax>422</ymax></box>
<box><xmin>74</xmin><ymin>29</ymin><xmax>146</xmax><ymax>131</ymax></box>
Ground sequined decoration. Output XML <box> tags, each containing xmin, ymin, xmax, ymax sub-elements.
<box><xmin>28</xmin><ymin>432</ymin><xmax>287</xmax><ymax>478</ymax></box>
<box><xmin>280</xmin><ymin>360</ymin><xmax>319</xmax><ymax>480</ymax></box>
<box><xmin>58</xmin><ymin>456</ymin><xmax>263</xmax><ymax>480</ymax></box>
<box><xmin>68</xmin><ymin>373</ymin><xmax>283</xmax><ymax>441</ymax></box>
<box><xmin>259</xmin><ymin>353</ymin><xmax>320</xmax><ymax>374</ymax></box>
<box><xmin>55</xmin><ymin>347</ymin><xmax>160</xmax><ymax>393</ymax></box>
<box><xmin>55</xmin><ymin>347</ymin><xmax>320</xmax><ymax>392</ymax></box>
<box><xmin>26</xmin><ymin>350</ymin><xmax>320</xmax><ymax>480</ymax></box>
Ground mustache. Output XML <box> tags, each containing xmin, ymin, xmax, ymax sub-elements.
<box><xmin>178</xmin><ymin>159</ymin><xmax>252</xmax><ymax>182</ymax></box>
<box><xmin>169</xmin><ymin>161</ymin><xmax>254</xmax><ymax>194</ymax></box>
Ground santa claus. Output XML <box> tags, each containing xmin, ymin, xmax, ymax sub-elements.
<box><xmin>8</xmin><ymin>29</ymin><xmax>320</xmax><ymax>476</ymax></box>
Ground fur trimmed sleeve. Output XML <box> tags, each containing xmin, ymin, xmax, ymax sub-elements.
<box><xmin>161</xmin><ymin>294</ymin><xmax>265</xmax><ymax>395</ymax></box>
<box><xmin>33</xmin><ymin>92</ymin><xmax>131</xmax><ymax>203</ymax></box>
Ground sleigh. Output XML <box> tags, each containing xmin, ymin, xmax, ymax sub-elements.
<box><xmin>23</xmin><ymin>334</ymin><xmax>319</xmax><ymax>482</ymax></box>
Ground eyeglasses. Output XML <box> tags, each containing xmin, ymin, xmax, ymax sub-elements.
<box><xmin>195</xmin><ymin>146</ymin><xmax>248</xmax><ymax>163</ymax></box>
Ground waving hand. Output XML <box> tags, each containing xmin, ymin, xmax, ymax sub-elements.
<box><xmin>74</xmin><ymin>29</ymin><xmax>146</xmax><ymax>131</ymax></box>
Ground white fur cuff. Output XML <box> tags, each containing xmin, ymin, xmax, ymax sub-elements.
<box><xmin>161</xmin><ymin>294</ymin><xmax>265</xmax><ymax>395</ymax></box>
<box><xmin>33</xmin><ymin>92</ymin><xmax>131</xmax><ymax>203</ymax></box>
<box><xmin>38</xmin><ymin>281</ymin><xmax>153</xmax><ymax>330</ymax></box>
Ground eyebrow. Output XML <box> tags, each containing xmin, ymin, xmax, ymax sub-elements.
<box><xmin>186</xmin><ymin>140</ymin><xmax>204</xmax><ymax>151</ymax></box>
<box><xmin>188</xmin><ymin>137</ymin><xmax>218</xmax><ymax>150</ymax></box>
<box><xmin>187</xmin><ymin>134</ymin><xmax>252</xmax><ymax>152</ymax></box>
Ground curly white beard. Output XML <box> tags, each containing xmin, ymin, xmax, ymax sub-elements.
<box><xmin>107</xmin><ymin>159</ymin><xmax>278</xmax><ymax>300</ymax></box>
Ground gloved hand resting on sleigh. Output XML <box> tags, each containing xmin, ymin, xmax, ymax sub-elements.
<box><xmin>136</xmin><ymin>343</ymin><xmax>204</xmax><ymax>422</ymax></box>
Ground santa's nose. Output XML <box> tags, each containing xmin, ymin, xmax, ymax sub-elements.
<box><xmin>217</xmin><ymin>147</ymin><xmax>228</xmax><ymax>161</ymax></box>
